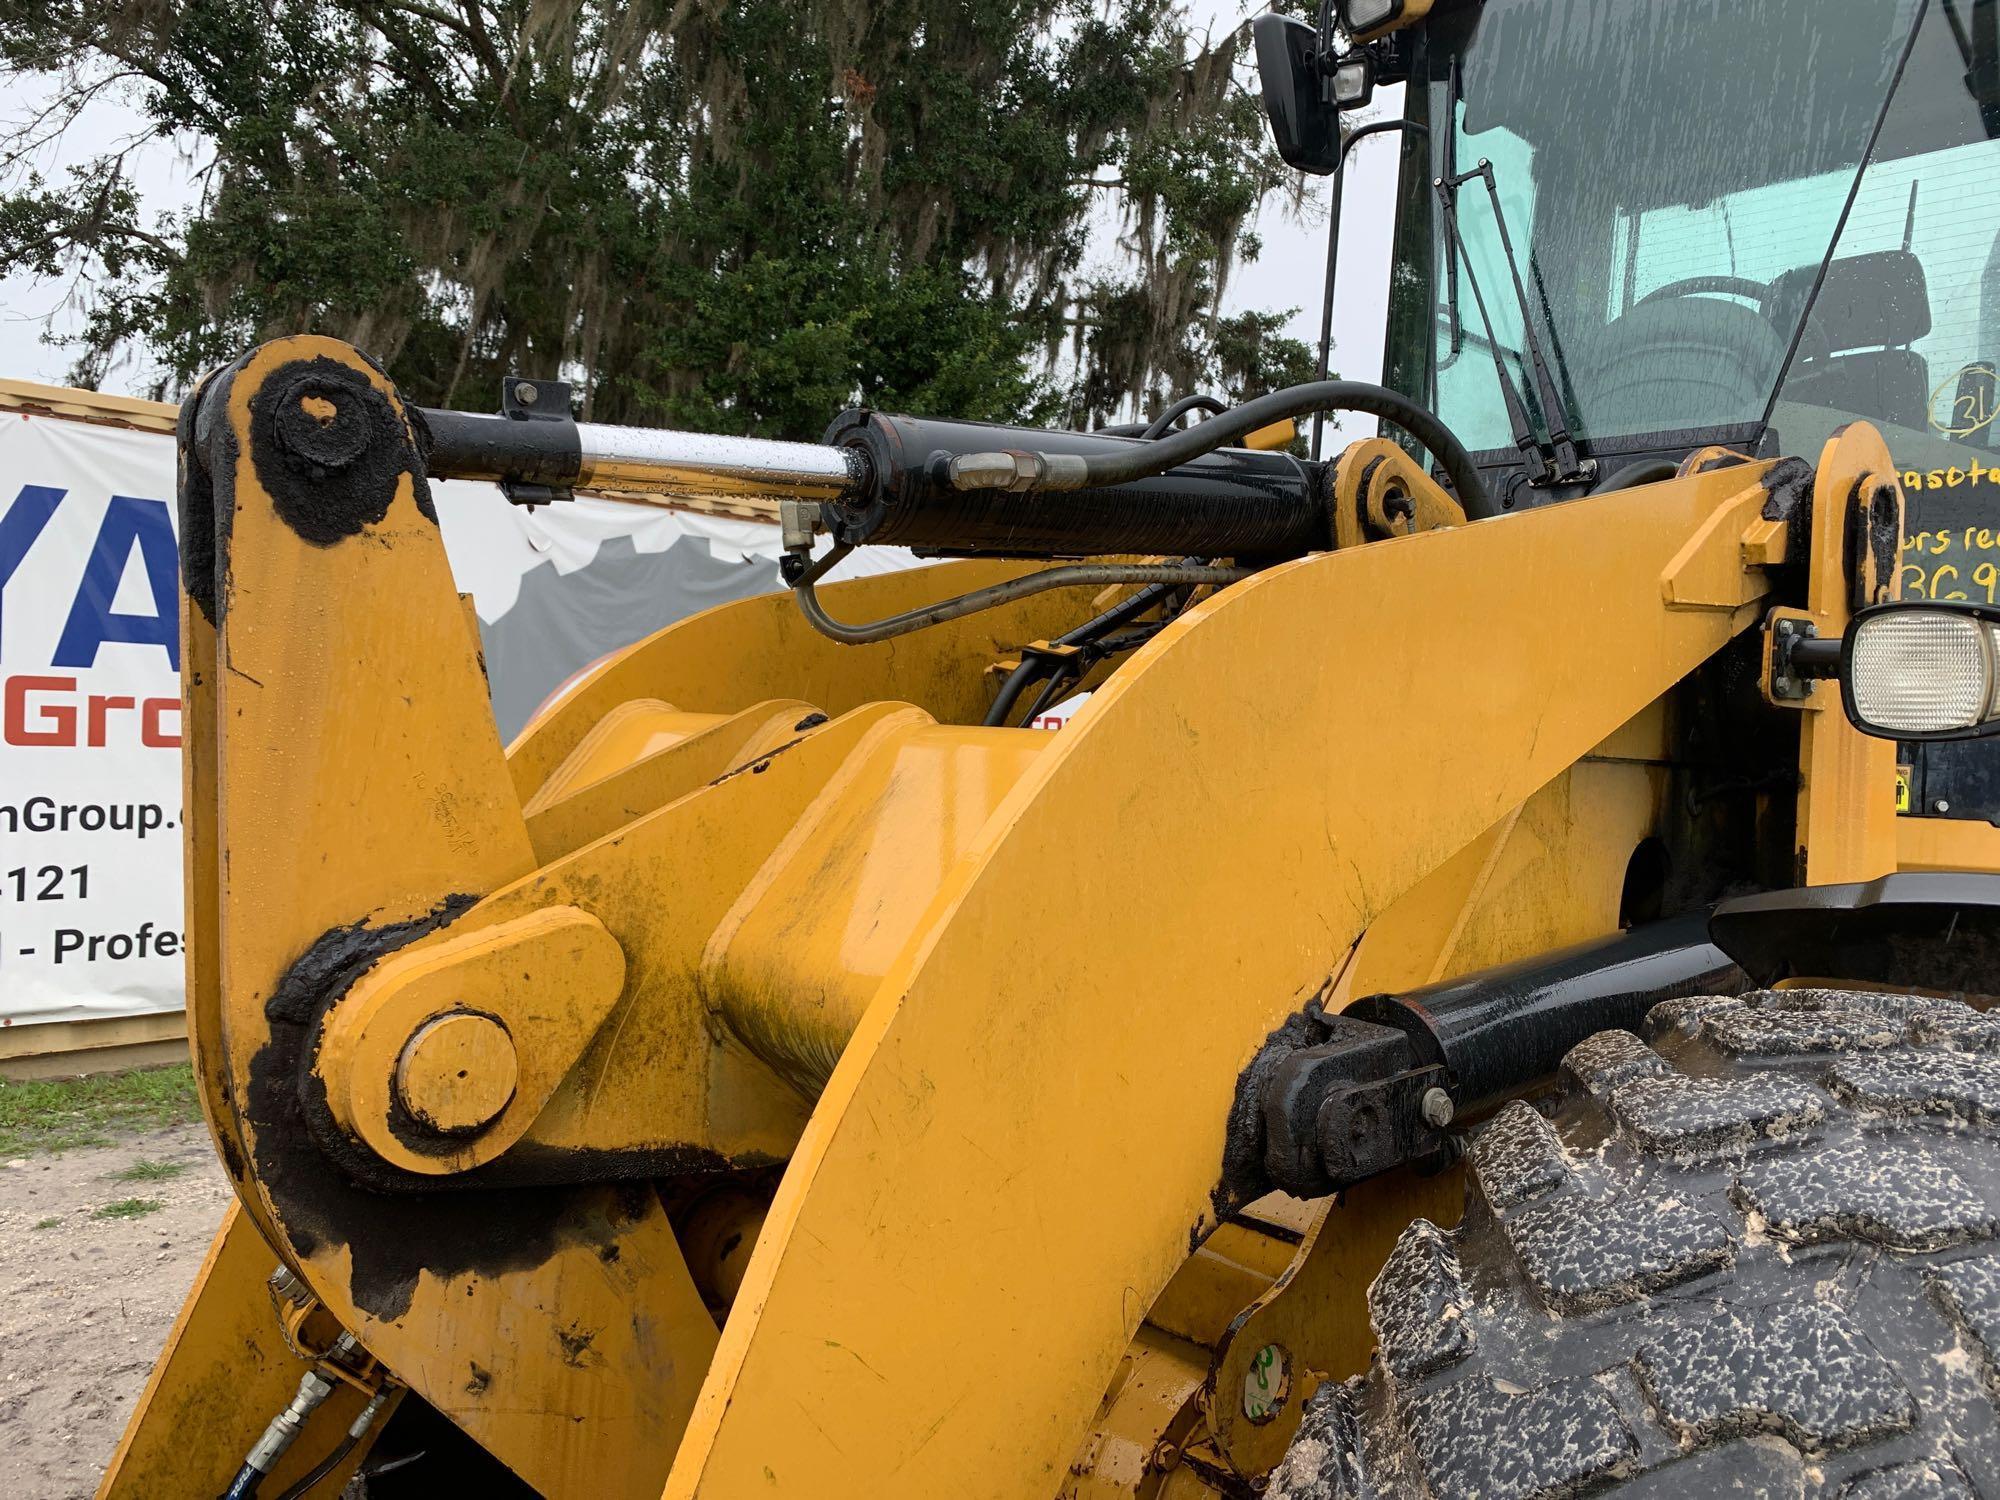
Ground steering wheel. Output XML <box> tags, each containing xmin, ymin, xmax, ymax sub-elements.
<box><xmin>1635</xmin><ymin>274</ymin><xmax>1771</xmax><ymax>307</ymax></box>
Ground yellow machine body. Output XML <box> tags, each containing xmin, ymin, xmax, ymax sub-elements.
<box><xmin>97</xmin><ymin>335</ymin><xmax>1961</xmax><ymax>1499</ymax></box>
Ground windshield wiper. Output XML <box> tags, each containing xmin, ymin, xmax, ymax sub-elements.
<box><xmin>1942</xmin><ymin>0</ymin><xmax>2000</xmax><ymax>137</ymax></box>
<box><xmin>1435</xmin><ymin>159</ymin><xmax>1592</xmax><ymax>486</ymax></box>
<box><xmin>1439</xmin><ymin>59</ymin><xmax>1465</xmax><ymax>369</ymax></box>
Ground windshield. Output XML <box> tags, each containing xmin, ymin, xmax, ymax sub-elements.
<box><xmin>1392</xmin><ymin>0</ymin><xmax>1998</xmax><ymax>460</ymax></box>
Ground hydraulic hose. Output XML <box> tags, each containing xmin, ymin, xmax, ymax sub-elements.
<box><xmin>795</xmin><ymin>561</ymin><xmax>1252</xmax><ymax>648</ymax></box>
<box><xmin>270</xmin><ymin>1386</ymin><xmax>393</xmax><ymax>1500</ymax></box>
<box><xmin>982</xmin><ymin>563</ymin><xmax>1210</xmax><ymax>727</ymax></box>
<box><xmin>946</xmin><ymin>379</ymin><xmax>1493</xmax><ymax>520</ymax></box>
<box><xmin>1141</xmin><ymin>394</ymin><xmax>1230</xmax><ymax>439</ymax></box>
<box><xmin>1093</xmin><ymin>394</ymin><xmax>1228</xmax><ymax>440</ymax></box>
<box><xmin>217</xmin><ymin>1369</ymin><xmax>336</xmax><ymax>1500</ymax></box>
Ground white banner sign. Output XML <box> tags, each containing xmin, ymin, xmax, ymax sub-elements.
<box><xmin>0</xmin><ymin>415</ymin><xmax>184</xmax><ymax>1027</ymax></box>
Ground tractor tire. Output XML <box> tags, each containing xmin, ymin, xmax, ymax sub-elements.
<box><xmin>1268</xmin><ymin>986</ymin><xmax>2000</xmax><ymax>1500</ymax></box>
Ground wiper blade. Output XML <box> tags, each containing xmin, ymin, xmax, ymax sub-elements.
<box><xmin>1441</xmin><ymin>59</ymin><xmax>1464</xmax><ymax>366</ymax></box>
<box><xmin>1436</xmin><ymin>158</ymin><xmax>1591</xmax><ymax>486</ymax></box>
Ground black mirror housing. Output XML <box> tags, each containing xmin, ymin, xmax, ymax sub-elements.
<box><xmin>1254</xmin><ymin>14</ymin><xmax>1342</xmax><ymax>176</ymax></box>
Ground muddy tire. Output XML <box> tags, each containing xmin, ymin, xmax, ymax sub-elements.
<box><xmin>1269</xmin><ymin>987</ymin><xmax>2000</xmax><ymax>1499</ymax></box>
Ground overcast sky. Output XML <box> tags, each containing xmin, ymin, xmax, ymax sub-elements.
<box><xmin>0</xmin><ymin>5</ymin><xmax>1400</xmax><ymax>440</ymax></box>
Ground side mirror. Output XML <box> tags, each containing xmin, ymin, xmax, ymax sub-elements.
<box><xmin>1840</xmin><ymin>602</ymin><xmax>2000</xmax><ymax>740</ymax></box>
<box><xmin>1254</xmin><ymin>14</ymin><xmax>1341</xmax><ymax>175</ymax></box>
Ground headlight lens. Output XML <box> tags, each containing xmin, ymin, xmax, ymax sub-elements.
<box><xmin>1847</xmin><ymin>608</ymin><xmax>1998</xmax><ymax>734</ymax></box>
<box><xmin>1331</xmin><ymin>57</ymin><xmax>1371</xmax><ymax>106</ymax></box>
<box><xmin>1343</xmin><ymin>0</ymin><xmax>1401</xmax><ymax>33</ymax></box>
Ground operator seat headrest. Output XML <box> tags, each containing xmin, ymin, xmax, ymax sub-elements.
<box><xmin>1765</xmin><ymin>249</ymin><xmax>1932</xmax><ymax>355</ymax></box>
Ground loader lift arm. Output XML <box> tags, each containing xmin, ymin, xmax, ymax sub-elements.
<box><xmin>97</xmin><ymin>330</ymin><xmax>1910</xmax><ymax>1500</ymax></box>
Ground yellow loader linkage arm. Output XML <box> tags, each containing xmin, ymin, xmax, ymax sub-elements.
<box><xmin>106</xmin><ymin>336</ymin><xmax>1917</xmax><ymax>1498</ymax></box>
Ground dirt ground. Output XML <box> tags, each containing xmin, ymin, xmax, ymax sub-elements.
<box><xmin>0</xmin><ymin>1120</ymin><xmax>232</xmax><ymax>1499</ymax></box>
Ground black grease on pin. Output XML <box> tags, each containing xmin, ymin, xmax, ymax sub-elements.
<box><xmin>177</xmin><ymin>358</ymin><xmax>244</xmax><ymax>628</ymax></box>
<box><xmin>247</xmin><ymin>355</ymin><xmax>435</xmax><ymax>546</ymax></box>
<box><xmin>251</xmin><ymin>897</ymin><xmax>620</xmax><ymax>1320</ymax></box>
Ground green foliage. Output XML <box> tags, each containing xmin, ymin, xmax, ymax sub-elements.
<box><xmin>92</xmin><ymin>1196</ymin><xmax>166</xmax><ymax>1220</ymax></box>
<box><xmin>108</xmin><ymin>1157</ymin><xmax>190</xmax><ymax>1182</ymax></box>
<box><xmin>0</xmin><ymin>0</ymin><xmax>1315</xmax><ymax>434</ymax></box>
<box><xmin>32</xmin><ymin>1216</ymin><xmax>62</xmax><ymax>1230</ymax></box>
<box><xmin>0</xmin><ymin>1063</ymin><xmax>201</xmax><ymax>1156</ymax></box>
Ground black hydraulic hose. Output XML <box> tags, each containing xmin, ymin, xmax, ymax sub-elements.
<box><xmin>1141</xmin><ymin>394</ymin><xmax>1229</xmax><ymax>439</ymax></box>
<box><xmin>1591</xmin><ymin>458</ymin><xmax>1679</xmax><ymax>495</ymax></box>
<box><xmin>795</xmin><ymin>562</ymin><xmax>1252</xmax><ymax>648</ymax></box>
<box><xmin>949</xmin><ymin>380</ymin><xmax>1492</xmax><ymax>520</ymax></box>
<box><xmin>1016</xmin><ymin>670</ymin><xmax>1076</xmax><ymax>726</ymax></box>
<box><xmin>985</xmin><ymin>657</ymin><xmax>1046</xmax><ymax>729</ymax></box>
<box><xmin>980</xmin><ymin>567</ymin><xmax>1206</xmax><ymax>727</ymax></box>
<box><xmin>269</xmin><ymin>1437</ymin><xmax>359</xmax><ymax>1500</ymax></box>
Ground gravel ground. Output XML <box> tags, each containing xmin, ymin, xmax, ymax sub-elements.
<box><xmin>0</xmin><ymin>1121</ymin><xmax>232</xmax><ymax>1499</ymax></box>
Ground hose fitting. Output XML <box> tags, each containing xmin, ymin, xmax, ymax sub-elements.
<box><xmin>219</xmin><ymin>1368</ymin><xmax>336</xmax><ymax>1499</ymax></box>
<box><xmin>946</xmin><ymin>449</ymin><xmax>1089</xmax><ymax>494</ymax></box>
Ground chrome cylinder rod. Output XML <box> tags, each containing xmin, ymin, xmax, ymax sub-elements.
<box><xmin>422</xmin><ymin>408</ymin><xmax>865</xmax><ymax>504</ymax></box>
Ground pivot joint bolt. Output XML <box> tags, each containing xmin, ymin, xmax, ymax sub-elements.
<box><xmin>1421</xmin><ymin>1087</ymin><xmax>1456</xmax><ymax>1129</ymax></box>
<box><xmin>394</xmin><ymin>1010</ymin><xmax>519</xmax><ymax>1136</ymax></box>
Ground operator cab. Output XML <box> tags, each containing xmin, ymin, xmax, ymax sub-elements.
<box><xmin>1261</xmin><ymin>0</ymin><xmax>2000</xmax><ymax>822</ymax></box>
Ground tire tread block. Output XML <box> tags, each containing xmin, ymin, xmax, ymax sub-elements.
<box><xmin>1470</xmin><ymin>1100</ymin><xmax>1575</xmax><ymax>1211</ymax></box>
<box><xmin>1927</xmin><ymin>1254</ymin><xmax>2000</xmax><ymax>1400</ymax></box>
<box><xmin>1734</xmin><ymin>1140</ymin><xmax>1997</xmax><ymax>1252</ymax></box>
<box><xmin>1838</xmin><ymin>1458</ymin><xmax>1982</xmax><ymax>1499</ymax></box>
<box><xmin>1830</xmin><ymin>1051</ymin><xmax>2000</xmax><ymax>1126</ymax></box>
<box><xmin>1370</xmin><ymin>1218</ymin><xmax>1476</xmax><ymax>1383</ymax></box>
<box><xmin>1607</xmin><ymin>1072</ymin><xmax>1826</xmax><ymax>1159</ymax></box>
<box><xmin>1505</xmin><ymin>1190</ymin><xmax>1733</xmax><ymax>1315</ymax></box>
<box><xmin>1403</xmin><ymin>1376</ymin><xmax>1636</xmax><ymax>1500</ymax></box>
<box><xmin>1632</xmin><ymin>1302</ymin><xmax>1916</xmax><ymax>1453</ymax></box>
<box><xmin>1562</xmin><ymin>1029</ymin><xmax>1674</xmax><ymax>1096</ymax></box>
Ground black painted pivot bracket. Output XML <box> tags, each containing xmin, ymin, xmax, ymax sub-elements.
<box><xmin>1225</xmin><ymin>913</ymin><xmax>1743</xmax><ymax>1203</ymax></box>
<box><xmin>1257</xmin><ymin>1012</ymin><xmax>1453</xmax><ymax>1199</ymax></box>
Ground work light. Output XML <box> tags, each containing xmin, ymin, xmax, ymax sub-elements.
<box><xmin>1330</xmin><ymin>54</ymin><xmax>1374</xmax><ymax>109</ymax></box>
<box><xmin>1842</xmin><ymin>603</ymin><xmax>2000</xmax><ymax>739</ymax></box>
<box><xmin>1342</xmin><ymin>0</ymin><xmax>1397</xmax><ymax>30</ymax></box>
<box><xmin>1337</xmin><ymin>0</ymin><xmax>1431</xmax><ymax>42</ymax></box>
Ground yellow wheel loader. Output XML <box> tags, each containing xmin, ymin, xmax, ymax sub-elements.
<box><xmin>103</xmin><ymin>0</ymin><xmax>2000</xmax><ymax>1495</ymax></box>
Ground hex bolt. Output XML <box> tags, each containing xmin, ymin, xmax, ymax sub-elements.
<box><xmin>514</xmin><ymin>382</ymin><xmax>540</xmax><ymax>405</ymax></box>
<box><xmin>1421</xmin><ymin>1087</ymin><xmax>1455</xmax><ymax>1129</ymax></box>
<box><xmin>1935</xmin><ymin>799</ymin><xmax>1952</xmax><ymax>814</ymax></box>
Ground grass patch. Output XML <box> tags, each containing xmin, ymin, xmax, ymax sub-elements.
<box><xmin>92</xmin><ymin>1197</ymin><xmax>165</xmax><ymax>1221</ymax></box>
<box><xmin>0</xmin><ymin>1064</ymin><xmax>200</xmax><ymax>1156</ymax></box>
<box><xmin>32</xmin><ymin>1216</ymin><xmax>61</xmax><ymax>1230</ymax></box>
<box><xmin>108</xmin><ymin>1157</ymin><xmax>188</xmax><ymax>1183</ymax></box>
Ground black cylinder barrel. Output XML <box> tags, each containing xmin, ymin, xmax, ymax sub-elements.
<box><xmin>1347</xmin><ymin>913</ymin><xmax>1746</xmax><ymax>1114</ymax></box>
<box><xmin>820</xmin><ymin>410</ymin><xmax>1325</xmax><ymax>559</ymax></box>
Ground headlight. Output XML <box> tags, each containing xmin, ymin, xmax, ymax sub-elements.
<box><xmin>1338</xmin><ymin>0</ymin><xmax>1432</xmax><ymax>41</ymax></box>
<box><xmin>1843</xmin><ymin>604</ymin><xmax>2000</xmax><ymax>739</ymax></box>
<box><xmin>1330</xmin><ymin>54</ymin><xmax>1373</xmax><ymax>109</ymax></box>
<box><xmin>1341</xmin><ymin>0</ymin><xmax>1401</xmax><ymax>33</ymax></box>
